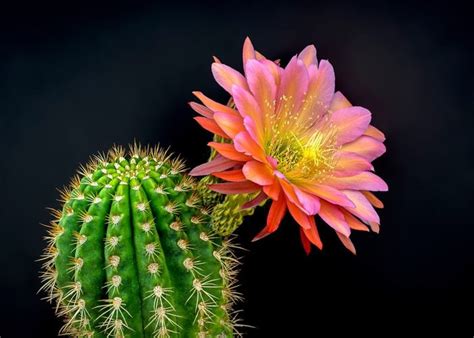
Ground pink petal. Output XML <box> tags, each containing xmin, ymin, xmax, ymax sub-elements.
<box><xmin>209</xmin><ymin>181</ymin><xmax>261</xmax><ymax>194</ymax></box>
<box><xmin>242</xmin><ymin>160</ymin><xmax>275</xmax><ymax>186</ymax></box>
<box><xmin>253</xmin><ymin>193</ymin><xmax>287</xmax><ymax>241</ymax></box>
<box><xmin>261</xmin><ymin>59</ymin><xmax>282</xmax><ymax>86</ymax></box>
<box><xmin>342</xmin><ymin>190</ymin><xmax>380</xmax><ymax>224</ymax></box>
<box><xmin>331</xmin><ymin>106</ymin><xmax>372</xmax><ymax>145</ymax></box>
<box><xmin>301</xmin><ymin>183</ymin><xmax>355</xmax><ymax>208</ymax></box>
<box><xmin>234</xmin><ymin>131</ymin><xmax>267</xmax><ymax>162</ymax></box>
<box><xmin>304</xmin><ymin>60</ymin><xmax>335</xmax><ymax>117</ymax></box>
<box><xmin>333</xmin><ymin>152</ymin><xmax>374</xmax><ymax>175</ymax></box>
<box><xmin>298</xmin><ymin>45</ymin><xmax>317</xmax><ymax>67</ymax></box>
<box><xmin>324</xmin><ymin>172</ymin><xmax>388</xmax><ymax>191</ymax></box>
<box><xmin>245</xmin><ymin>60</ymin><xmax>276</xmax><ymax>117</ymax></box>
<box><xmin>293</xmin><ymin>186</ymin><xmax>321</xmax><ymax>215</ymax></box>
<box><xmin>190</xmin><ymin>156</ymin><xmax>239</xmax><ymax>176</ymax></box>
<box><xmin>329</xmin><ymin>91</ymin><xmax>352</xmax><ymax>111</ymax></box>
<box><xmin>276</xmin><ymin>56</ymin><xmax>309</xmax><ymax>115</ymax></box>
<box><xmin>241</xmin><ymin>191</ymin><xmax>267</xmax><ymax>209</ymax></box>
<box><xmin>242</xmin><ymin>36</ymin><xmax>256</xmax><ymax>68</ymax></box>
<box><xmin>341</xmin><ymin>136</ymin><xmax>386</xmax><ymax>162</ymax></box>
<box><xmin>287</xmin><ymin>201</ymin><xmax>312</xmax><ymax>229</ymax></box>
<box><xmin>335</xmin><ymin>232</ymin><xmax>356</xmax><ymax>255</ymax></box>
<box><xmin>318</xmin><ymin>201</ymin><xmax>351</xmax><ymax>236</ymax></box>
<box><xmin>189</xmin><ymin>102</ymin><xmax>214</xmax><ymax>118</ymax></box>
<box><xmin>213</xmin><ymin>112</ymin><xmax>245</xmax><ymax>138</ymax></box>
<box><xmin>211</xmin><ymin>63</ymin><xmax>249</xmax><ymax>95</ymax></box>
<box><xmin>232</xmin><ymin>85</ymin><xmax>264</xmax><ymax>144</ymax></box>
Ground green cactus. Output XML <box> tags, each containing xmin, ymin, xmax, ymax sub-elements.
<box><xmin>39</xmin><ymin>145</ymin><xmax>243</xmax><ymax>338</ymax></box>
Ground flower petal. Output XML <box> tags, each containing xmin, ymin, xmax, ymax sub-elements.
<box><xmin>293</xmin><ymin>186</ymin><xmax>321</xmax><ymax>215</ymax></box>
<box><xmin>341</xmin><ymin>209</ymin><xmax>370</xmax><ymax>232</ymax></box>
<box><xmin>208</xmin><ymin>142</ymin><xmax>252</xmax><ymax>162</ymax></box>
<box><xmin>242</xmin><ymin>160</ymin><xmax>275</xmax><ymax>186</ymax></box>
<box><xmin>333</xmin><ymin>152</ymin><xmax>374</xmax><ymax>175</ymax></box>
<box><xmin>214</xmin><ymin>112</ymin><xmax>245</xmax><ymax>138</ymax></box>
<box><xmin>212</xmin><ymin>169</ymin><xmax>247</xmax><ymax>182</ymax></box>
<box><xmin>341</xmin><ymin>136</ymin><xmax>386</xmax><ymax>161</ymax></box>
<box><xmin>241</xmin><ymin>191</ymin><xmax>267</xmax><ymax>209</ymax></box>
<box><xmin>193</xmin><ymin>91</ymin><xmax>238</xmax><ymax>116</ymax></box>
<box><xmin>364</xmin><ymin>125</ymin><xmax>386</xmax><ymax>142</ymax></box>
<box><xmin>232</xmin><ymin>85</ymin><xmax>265</xmax><ymax>144</ymax></box>
<box><xmin>298</xmin><ymin>45</ymin><xmax>317</xmax><ymax>67</ymax></box>
<box><xmin>301</xmin><ymin>218</ymin><xmax>323</xmax><ymax>250</ymax></box>
<box><xmin>276</xmin><ymin>56</ymin><xmax>309</xmax><ymax>115</ymax></box>
<box><xmin>211</xmin><ymin>63</ymin><xmax>249</xmax><ymax>94</ymax></box>
<box><xmin>190</xmin><ymin>156</ymin><xmax>239</xmax><ymax>176</ymax></box>
<box><xmin>331</xmin><ymin>106</ymin><xmax>372</xmax><ymax>145</ymax></box>
<box><xmin>301</xmin><ymin>183</ymin><xmax>355</xmax><ymax>208</ymax></box>
<box><xmin>194</xmin><ymin>117</ymin><xmax>229</xmax><ymax>139</ymax></box>
<box><xmin>287</xmin><ymin>201</ymin><xmax>312</xmax><ymax>229</ymax></box>
<box><xmin>209</xmin><ymin>181</ymin><xmax>261</xmax><ymax>194</ymax></box>
<box><xmin>362</xmin><ymin>191</ymin><xmax>384</xmax><ymax>209</ymax></box>
<box><xmin>335</xmin><ymin>232</ymin><xmax>356</xmax><ymax>255</ymax></box>
<box><xmin>324</xmin><ymin>172</ymin><xmax>388</xmax><ymax>191</ymax></box>
<box><xmin>253</xmin><ymin>193</ymin><xmax>287</xmax><ymax>241</ymax></box>
<box><xmin>263</xmin><ymin>180</ymin><xmax>281</xmax><ymax>200</ymax></box>
<box><xmin>318</xmin><ymin>201</ymin><xmax>351</xmax><ymax>236</ymax></box>
<box><xmin>299</xmin><ymin>228</ymin><xmax>312</xmax><ymax>255</ymax></box>
<box><xmin>342</xmin><ymin>190</ymin><xmax>380</xmax><ymax>224</ymax></box>
<box><xmin>189</xmin><ymin>102</ymin><xmax>214</xmax><ymax>118</ymax></box>
<box><xmin>242</xmin><ymin>36</ymin><xmax>256</xmax><ymax>68</ymax></box>
<box><xmin>329</xmin><ymin>91</ymin><xmax>352</xmax><ymax>111</ymax></box>
<box><xmin>245</xmin><ymin>60</ymin><xmax>277</xmax><ymax>116</ymax></box>
<box><xmin>234</xmin><ymin>131</ymin><xmax>267</xmax><ymax>162</ymax></box>
<box><xmin>304</xmin><ymin>60</ymin><xmax>335</xmax><ymax>117</ymax></box>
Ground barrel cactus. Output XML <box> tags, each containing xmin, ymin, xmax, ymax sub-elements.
<box><xmin>39</xmin><ymin>145</ymin><xmax>243</xmax><ymax>337</ymax></box>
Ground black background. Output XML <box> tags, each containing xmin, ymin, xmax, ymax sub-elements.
<box><xmin>1</xmin><ymin>0</ymin><xmax>472</xmax><ymax>337</ymax></box>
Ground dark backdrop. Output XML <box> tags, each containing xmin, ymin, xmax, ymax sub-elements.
<box><xmin>0</xmin><ymin>0</ymin><xmax>472</xmax><ymax>337</ymax></box>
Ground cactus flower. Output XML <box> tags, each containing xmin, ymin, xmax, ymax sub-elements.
<box><xmin>190</xmin><ymin>38</ymin><xmax>388</xmax><ymax>254</ymax></box>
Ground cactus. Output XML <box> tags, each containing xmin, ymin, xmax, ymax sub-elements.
<box><xmin>39</xmin><ymin>144</ymin><xmax>243</xmax><ymax>338</ymax></box>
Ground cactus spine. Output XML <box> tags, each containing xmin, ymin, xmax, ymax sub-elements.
<box><xmin>39</xmin><ymin>145</ymin><xmax>242</xmax><ymax>337</ymax></box>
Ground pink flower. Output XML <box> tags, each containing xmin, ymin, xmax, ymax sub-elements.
<box><xmin>190</xmin><ymin>37</ymin><xmax>387</xmax><ymax>254</ymax></box>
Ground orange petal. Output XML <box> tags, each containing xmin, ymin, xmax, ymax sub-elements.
<box><xmin>234</xmin><ymin>131</ymin><xmax>267</xmax><ymax>162</ymax></box>
<box><xmin>253</xmin><ymin>193</ymin><xmax>287</xmax><ymax>241</ymax></box>
<box><xmin>208</xmin><ymin>142</ymin><xmax>252</xmax><ymax>162</ymax></box>
<box><xmin>214</xmin><ymin>112</ymin><xmax>245</xmax><ymax>138</ymax></box>
<box><xmin>299</xmin><ymin>228</ymin><xmax>312</xmax><ymax>255</ymax></box>
<box><xmin>287</xmin><ymin>201</ymin><xmax>312</xmax><ymax>230</ymax></box>
<box><xmin>232</xmin><ymin>85</ymin><xmax>265</xmax><ymax>144</ymax></box>
<box><xmin>335</xmin><ymin>232</ymin><xmax>356</xmax><ymax>255</ymax></box>
<box><xmin>263</xmin><ymin>180</ymin><xmax>281</xmax><ymax>200</ymax></box>
<box><xmin>193</xmin><ymin>91</ymin><xmax>238</xmax><ymax>116</ymax></box>
<box><xmin>301</xmin><ymin>217</ymin><xmax>323</xmax><ymax>250</ymax></box>
<box><xmin>318</xmin><ymin>201</ymin><xmax>351</xmax><ymax>236</ymax></box>
<box><xmin>212</xmin><ymin>169</ymin><xmax>246</xmax><ymax>182</ymax></box>
<box><xmin>209</xmin><ymin>181</ymin><xmax>261</xmax><ymax>194</ymax></box>
<box><xmin>241</xmin><ymin>191</ymin><xmax>267</xmax><ymax>209</ymax></box>
<box><xmin>242</xmin><ymin>36</ymin><xmax>256</xmax><ymax>67</ymax></box>
<box><xmin>194</xmin><ymin>117</ymin><xmax>229</xmax><ymax>139</ymax></box>
<box><xmin>298</xmin><ymin>45</ymin><xmax>317</xmax><ymax>67</ymax></box>
<box><xmin>369</xmin><ymin>222</ymin><xmax>380</xmax><ymax>234</ymax></box>
<box><xmin>341</xmin><ymin>209</ymin><xmax>369</xmax><ymax>232</ymax></box>
<box><xmin>362</xmin><ymin>191</ymin><xmax>384</xmax><ymax>209</ymax></box>
<box><xmin>242</xmin><ymin>161</ymin><xmax>274</xmax><ymax>186</ymax></box>
<box><xmin>364</xmin><ymin>125</ymin><xmax>386</xmax><ymax>142</ymax></box>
